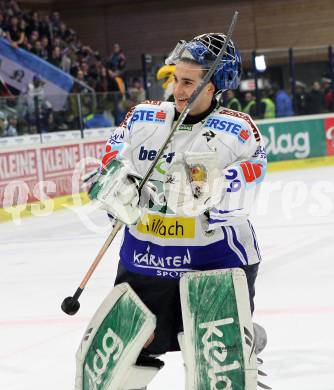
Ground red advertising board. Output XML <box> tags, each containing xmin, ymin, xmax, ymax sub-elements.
<box><xmin>324</xmin><ymin>117</ymin><xmax>334</xmax><ymax>156</ymax></box>
<box><xmin>40</xmin><ymin>144</ymin><xmax>82</xmax><ymax>197</ymax></box>
<box><xmin>0</xmin><ymin>138</ymin><xmax>108</xmax><ymax>209</ymax></box>
<box><xmin>83</xmin><ymin>140</ymin><xmax>105</xmax><ymax>171</ymax></box>
<box><xmin>0</xmin><ymin>149</ymin><xmax>39</xmax><ymax>206</ymax></box>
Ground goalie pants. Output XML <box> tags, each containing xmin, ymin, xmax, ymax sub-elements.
<box><xmin>114</xmin><ymin>262</ymin><xmax>259</xmax><ymax>356</ymax></box>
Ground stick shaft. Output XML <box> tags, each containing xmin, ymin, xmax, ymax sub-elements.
<box><xmin>79</xmin><ymin>220</ymin><xmax>123</xmax><ymax>289</ymax></box>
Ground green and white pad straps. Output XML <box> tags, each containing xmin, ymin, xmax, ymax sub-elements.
<box><xmin>75</xmin><ymin>283</ymin><xmax>159</xmax><ymax>390</ymax></box>
<box><xmin>180</xmin><ymin>269</ymin><xmax>257</xmax><ymax>390</ymax></box>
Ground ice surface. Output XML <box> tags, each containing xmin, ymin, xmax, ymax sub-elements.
<box><xmin>1</xmin><ymin>165</ymin><xmax>334</xmax><ymax>389</ymax></box>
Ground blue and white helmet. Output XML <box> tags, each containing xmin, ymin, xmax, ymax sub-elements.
<box><xmin>165</xmin><ymin>33</ymin><xmax>242</xmax><ymax>90</ymax></box>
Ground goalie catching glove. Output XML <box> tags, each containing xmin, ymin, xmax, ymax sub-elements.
<box><xmin>88</xmin><ymin>159</ymin><xmax>158</xmax><ymax>225</ymax></box>
<box><xmin>164</xmin><ymin>151</ymin><xmax>226</xmax><ymax>217</ymax></box>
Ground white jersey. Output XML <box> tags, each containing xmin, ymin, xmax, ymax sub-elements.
<box><xmin>102</xmin><ymin>100</ymin><xmax>267</xmax><ymax>279</ymax></box>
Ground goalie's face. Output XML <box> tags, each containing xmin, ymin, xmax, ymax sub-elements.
<box><xmin>173</xmin><ymin>61</ymin><xmax>215</xmax><ymax>116</ymax></box>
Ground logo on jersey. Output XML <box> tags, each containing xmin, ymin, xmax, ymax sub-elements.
<box><xmin>108</xmin><ymin>132</ymin><xmax>124</xmax><ymax>145</ymax></box>
<box><xmin>240</xmin><ymin>161</ymin><xmax>265</xmax><ymax>184</ymax></box>
<box><xmin>220</xmin><ymin>108</ymin><xmax>261</xmax><ymax>142</ymax></box>
<box><xmin>156</xmin><ymin>111</ymin><xmax>166</xmax><ymax>120</ymax></box>
<box><xmin>138</xmin><ymin>146</ymin><xmax>175</xmax><ymax>174</ymax></box>
<box><xmin>137</xmin><ymin>214</ymin><xmax>195</xmax><ymax>239</ymax></box>
<box><xmin>252</xmin><ymin>145</ymin><xmax>267</xmax><ymax>160</ymax></box>
<box><xmin>204</xmin><ymin>116</ymin><xmax>250</xmax><ymax>143</ymax></box>
<box><xmin>224</xmin><ymin>161</ymin><xmax>266</xmax><ymax>192</ymax></box>
<box><xmin>178</xmin><ymin>124</ymin><xmax>193</xmax><ymax>131</ymax></box>
<box><xmin>130</xmin><ymin>108</ymin><xmax>167</xmax><ymax>125</ymax></box>
<box><xmin>138</xmin><ymin>146</ymin><xmax>175</xmax><ymax>162</ymax></box>
<box><xmin>133</xmin><ymin>244</ymin><xmax>192</xmax><ymax>278</ymax></box>
<box><xmin>239</xmin><ymin>129</ymin><xmax>250</xmax><ymax>142</ymax></box>
<box><xmin>101</xmin><ymin>143</ymin><xmax>124</xmax><ymax>168</ymax></box>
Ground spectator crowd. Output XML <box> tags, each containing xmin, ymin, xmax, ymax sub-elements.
<box><xmin>0</xmin><ymin>0</ymin><xmax>128</xmax><ymax>94</ymax></box>
<box><xmin>225</xmin><ymin>77</ymin><xmax>334</xmax><ymax>120</ymax></box>
<box><xmin>0</xmin><ymin>0</ymin><xmax>147</xmax><ymax>134</ymax></box>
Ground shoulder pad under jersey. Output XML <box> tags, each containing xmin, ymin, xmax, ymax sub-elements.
<box><xmin>121</xmin><ymin>101</ymin><xmax>174</xmax><ymax>131</ymax></box>
<box><xmin>138</xmin><ymin>100</ymin><xmax>174</xmax><ymax>112</ymax></box>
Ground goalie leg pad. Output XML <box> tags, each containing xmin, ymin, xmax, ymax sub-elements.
<box><xmin>180</xmin><ymin>268</ymin><xmax>257</xmax><ymax>390</ymax></box>
<box><xmin>75</xmin><ymin>283</ymin><xmax>161</xmax><ymax>390</ymax></box>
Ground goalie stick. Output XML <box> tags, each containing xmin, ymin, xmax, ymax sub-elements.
<box><xmin>61</xmin><ymin>11</ymin><xmax>239</xmax><ymax>316</ymax></box>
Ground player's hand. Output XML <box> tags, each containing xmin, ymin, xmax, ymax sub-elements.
<box><xmin>89</xmin><ymin>159</ymin><xmax>158</xmax><ymax>225</ymax></box>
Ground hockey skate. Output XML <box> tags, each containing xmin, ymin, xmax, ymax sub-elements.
<box><xmin>253</xmin><ymin>323</ymin><xmax>271</xmax><ymax>389</ymax></box>
<box><xmin>128</xmin><ymin>352</ymin><xmax>164</xmax><ymax>390</ymax></box>
<box><xmin>254</xmin><ymin>322</ymin><xmax>267</xmax><ymax>355</ymax></box>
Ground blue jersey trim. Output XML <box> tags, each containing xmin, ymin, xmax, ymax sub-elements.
<box><xmin>230</xmin><ymin>226</ymin><xmax>249</xmax><ymax>264</ymax></box>
<box><xmin>221</xmin><ymin>226</ymin><xmax>247</xmax><ymax>266</ymax></box>
<box><xmin>248</xmin><ymin>220</ymin><xmax>262</xmax><ymax>261</ymax></box>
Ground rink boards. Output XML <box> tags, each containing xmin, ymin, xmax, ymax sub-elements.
<box><xmin>1</xmin><ymin>112</ymin><xmax>334</xmax><ymax>222</ymax></box>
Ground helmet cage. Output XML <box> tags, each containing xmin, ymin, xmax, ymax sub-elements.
<box><xmin>165</xmin><ymin>33</ymin><xmax>241</xmax><ymax>90</ymax></box>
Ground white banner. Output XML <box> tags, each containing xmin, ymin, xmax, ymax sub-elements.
<box><xmin>0</xmin><ymin>38</ymin><xmax>73</xmax><ymax>110</ymax></box>
<box><xmin>41</xmin><ymin>131</ymin><xmax>82</xmax><ymax>143</ymax></box>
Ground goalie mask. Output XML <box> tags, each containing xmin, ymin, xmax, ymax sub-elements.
<box><xmin>165</xmin><ymin>33</ymin><xmax>242</xmax><ymax>90</ymax></box>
